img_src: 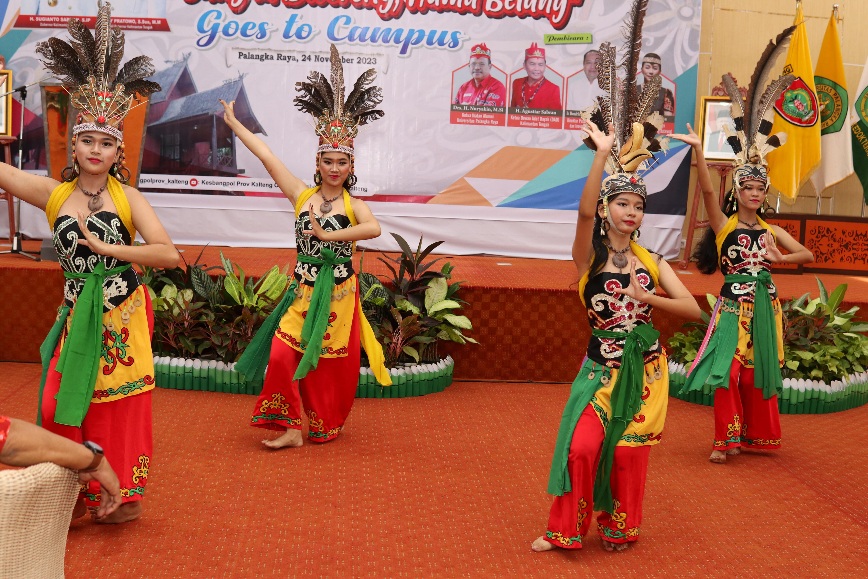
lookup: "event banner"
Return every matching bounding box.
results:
[1,0,701,259]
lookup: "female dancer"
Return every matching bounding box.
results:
[681,64,814,463]
[227,45,391,449]
[0,3,177,523]
[532,116,702,552]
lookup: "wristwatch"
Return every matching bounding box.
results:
[80,440,104,473]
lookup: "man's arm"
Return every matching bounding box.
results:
[0,416,122,519]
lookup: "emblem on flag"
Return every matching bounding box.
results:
[774,77,818,127]
[815,77,846,133]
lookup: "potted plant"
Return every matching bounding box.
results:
[667,278,868,414]
[143,249,288,394]
[145,236,477,399]
[356,234,477,397]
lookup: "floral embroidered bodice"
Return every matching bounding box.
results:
[718,227,777,301]
[53,211,140,312]
[294,211,354,287]
[584,269,661,367]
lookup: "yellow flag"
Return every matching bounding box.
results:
[768,3,822,200]
[811,9,853,193]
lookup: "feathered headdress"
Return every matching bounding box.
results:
[721,26,795,188]
[294,44,384,157]
[35,1,161,142]
[582,0,667,201]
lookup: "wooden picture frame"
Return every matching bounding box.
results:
[0,70,12,138]
[699,96,735,161]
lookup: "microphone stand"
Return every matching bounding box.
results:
[0,80,42,260]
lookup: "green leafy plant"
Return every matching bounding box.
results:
[145,251,287,364]
[363,234,477,366]
[146,236,474,370]
[667,278,868,380]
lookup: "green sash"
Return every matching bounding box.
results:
[47,263,131,427]
[683,272,780,399]
[235,248,351,383]
[680,302,740,394]
[293,250,352,379]
[547,323,659,514]
[725,271,780,399]
[37,306,70,426]
[590,324,659,508]
[234,277,297,385]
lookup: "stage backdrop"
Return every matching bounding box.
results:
[1,0,701,259]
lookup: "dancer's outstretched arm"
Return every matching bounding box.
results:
[220,99,307,206]
[0,159,59,211]
[573,121,614,279]
[671,124,727,233]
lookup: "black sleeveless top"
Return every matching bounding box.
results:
[293,211,355,287]
[53,211,140,312]
[718,227,777,302]
[583,269,661,367]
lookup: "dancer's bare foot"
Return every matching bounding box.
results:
[726,447,741,456]
[262,429,303,449]
[95,501,142,524]
[601,540,630,552]
[709,450,727,464]
[531,536,554,552]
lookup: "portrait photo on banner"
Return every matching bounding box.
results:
[699,96,735,161]
[0,69,11,138]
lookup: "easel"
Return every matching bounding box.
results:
[0,136,14,244]
[678,161,733,269]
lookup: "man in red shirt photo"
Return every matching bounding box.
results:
[453,43,507,107]
[511,43,562,111]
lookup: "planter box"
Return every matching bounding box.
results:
[355,358,455,399]
[152,356,455,398]
[668,360,868,414]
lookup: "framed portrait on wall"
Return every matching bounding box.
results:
[699,96,735,161]
[0,70,11,138]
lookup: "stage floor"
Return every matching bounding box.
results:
[3,240,868,381]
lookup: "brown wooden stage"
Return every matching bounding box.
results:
[3,240,868,382]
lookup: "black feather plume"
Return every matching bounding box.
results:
[67,19,97,74]
[620,0,649,141]
[36,38,89,86]
[745,25,795,135]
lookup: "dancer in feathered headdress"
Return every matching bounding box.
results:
[679,27,814,465]
[532,0,702,554]
[0,1,180,524]
[36,0,160,183]
[225,44,390,450]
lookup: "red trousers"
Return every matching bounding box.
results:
[712,361,781,451]
[40,294,154,506]
[251,305,360,443]
[545,404,651,549]
[41,363,153,506]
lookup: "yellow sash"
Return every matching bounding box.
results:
[45,176,135,239]
[578,241,660,305]
[715,213,774,257]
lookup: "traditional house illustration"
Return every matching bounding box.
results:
[143,56,265,179]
